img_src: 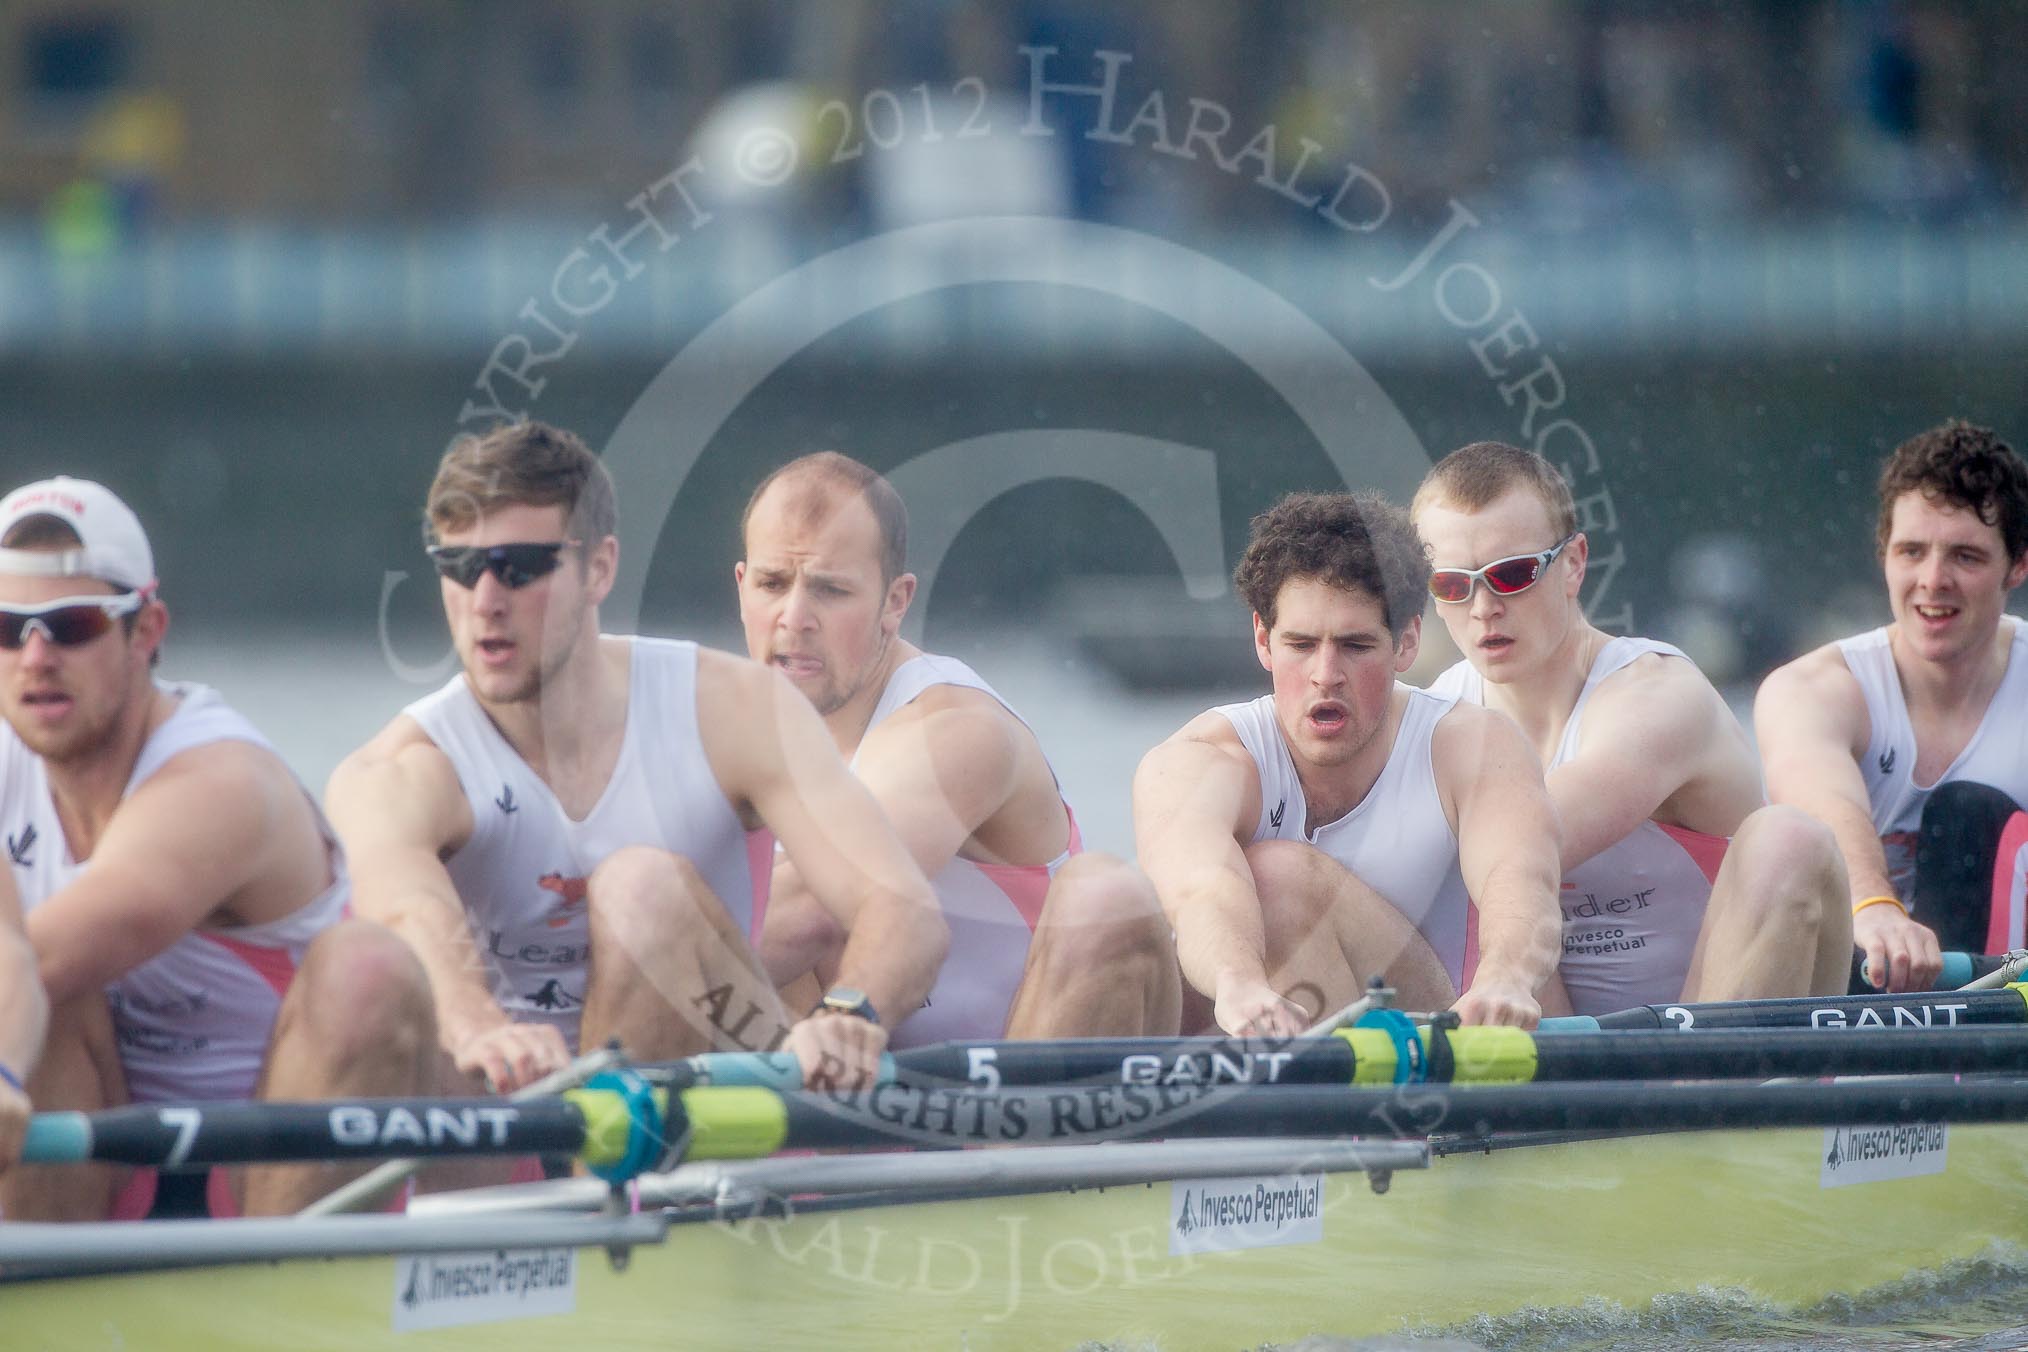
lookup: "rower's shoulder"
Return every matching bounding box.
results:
[863,682,1026,760]
[326,715,464,826]
[1756,639,1865,716]
[1585,648,1731,737]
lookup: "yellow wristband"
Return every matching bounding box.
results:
[1852,894,1908,919]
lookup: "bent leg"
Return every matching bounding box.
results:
[0,992,129,1220]
[579,846,791,1060]
[1005,853,1181,1038]
[1248,839,1458,1019]
[1681,805,1851,1002]
[241,920,439,1215]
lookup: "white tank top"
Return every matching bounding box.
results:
[1430,638,1727,1014]
[1839,620,2028,903]
[854,654,1077,1048]
[1,683,348,1103]
[404,638,773,1050]
[1214,686,1472,984]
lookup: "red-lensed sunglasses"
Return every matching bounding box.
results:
[1428,535,1576,604]
[0,592,147,649]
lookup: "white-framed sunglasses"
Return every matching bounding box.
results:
[1428,535,1576,604]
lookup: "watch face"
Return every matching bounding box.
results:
[821,988,878,1024]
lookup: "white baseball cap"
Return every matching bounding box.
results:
[0,476,157,593]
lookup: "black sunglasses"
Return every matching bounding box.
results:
[427,541,579,590]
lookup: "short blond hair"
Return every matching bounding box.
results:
[1413,441,1576,538]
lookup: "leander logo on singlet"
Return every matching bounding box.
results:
[536,872,588,926]
[5,823,33,866]
[1878,747,1897,775]
[494,785,519,815]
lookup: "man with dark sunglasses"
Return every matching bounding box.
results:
[1134,490,1563,1037]
[328,423,943,1095]
[1413,443,1851,1014]
[738,454,1181,1055]
[1757,421,2028,993]
[0,476,436,1217]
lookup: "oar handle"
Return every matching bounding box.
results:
[22,1111,91,1165]
[1857,951,1983,989]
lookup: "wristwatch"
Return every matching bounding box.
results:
[816,987,880,1025]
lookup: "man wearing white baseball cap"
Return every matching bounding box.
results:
[0,476,436,1218]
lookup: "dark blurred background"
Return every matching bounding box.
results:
[2,0,2023,687]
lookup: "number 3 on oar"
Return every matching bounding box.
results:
[160,1107,202,1168]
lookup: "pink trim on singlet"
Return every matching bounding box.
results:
[746,828,776,939]
[195,931,300,1001]
[1658,822,1729,885]
[966,806,1082,932]
[109,1166,241,1221]
[1989,812,2028,954]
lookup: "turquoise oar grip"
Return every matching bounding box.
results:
[1538,1016,1601,1034]
[1856,951,1977,989]
[700,1051,899,1090]
[22,1111,91,1165]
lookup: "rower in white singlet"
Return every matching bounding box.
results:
[402,637,773,1049]
[1136,490,1563,1038]
[1416,441,1851,1011]
[1760,421,2028,992]
[850,653,1081,1047]
[1213,686,1475,988]
[1837,621,2028,920]
[0,475,433,1219]
[1430,639,1725,1014]
[743,454,1179,1045]
[3,684,346,1103]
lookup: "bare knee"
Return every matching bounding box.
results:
[588,847,715,939]
[1729,805,1846,924]
[1037,853,1171,964]
[1245,839,1341,941]
[289,920,434,1064]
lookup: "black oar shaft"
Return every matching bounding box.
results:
[65,1098,587,1168]
[890,1038,1356,1087]
[763,1076,2028,1150]
[1530,1026,2028,1080]
[1584,987,2027,1031]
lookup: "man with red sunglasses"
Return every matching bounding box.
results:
[1413,443,1851,1015]
[0,476,436,1217]
[1134,491,1563,1036]
[1757,422,2028,993]
[328,423,942,1095]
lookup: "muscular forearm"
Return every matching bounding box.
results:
[0,933,47,1083]
[1469,865,1561,992]
[1166,873,1271,999]
[829,893,949,1028]
[371,897,509,1046]
[1799,794,1895,903]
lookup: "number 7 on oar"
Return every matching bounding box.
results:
[158,1107,202,1168]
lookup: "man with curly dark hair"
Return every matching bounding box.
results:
[1758,421,2028,992]
[1134,490,1563,1035]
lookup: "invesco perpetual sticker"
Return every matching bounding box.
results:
[391,1248,577,1332]
[1820,1123,1949,1189]
[1169,1173,1325,1256]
